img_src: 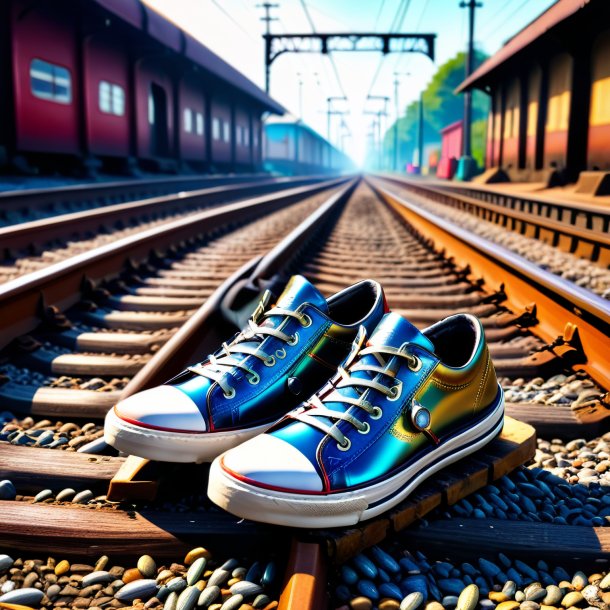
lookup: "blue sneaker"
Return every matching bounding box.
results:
[208,312,504,527]
[104,276,387,462]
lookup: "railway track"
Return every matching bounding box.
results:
[377,173,610,269]
[0,177,609,610]
[0,173,283,227]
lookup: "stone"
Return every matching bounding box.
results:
[138,556,157,580]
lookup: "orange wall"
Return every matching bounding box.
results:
[588,30,610,170]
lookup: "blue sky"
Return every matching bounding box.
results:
[144,0,557,164]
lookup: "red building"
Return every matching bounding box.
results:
[437,121,463,179]
[457,0,610,188]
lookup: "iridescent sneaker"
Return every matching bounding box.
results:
[104,275,387,463]
[208,312,504,527]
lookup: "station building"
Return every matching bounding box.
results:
[457,0,610,190]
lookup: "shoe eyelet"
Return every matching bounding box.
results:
[388,383,402,401]
[248,373,260,385]
[287,332,299,346]
[264,355,276,367]
[275,347,286,359]
[337,437,351,451]
[223,387,236,399]
[300,314,312,328]
[358,422,370,435]
[409,356,422,372]
[371,406,383,419]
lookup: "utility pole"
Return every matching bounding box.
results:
[326,96,346,143]
[257,2,279,93]
[366,95,389,169]
[418,92,424,173]
[457,0,482,179]
[297,72,304,120]
[393,72,410,172]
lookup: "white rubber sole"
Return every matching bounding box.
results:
[207,389,504,527]
[104,409,272,463]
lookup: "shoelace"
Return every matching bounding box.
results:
[187,303,311,398]
[291,341,422,450]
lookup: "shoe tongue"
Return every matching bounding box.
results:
[275,275,329,314]
[367,312,435,354]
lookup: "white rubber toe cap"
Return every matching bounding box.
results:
[221,434,323,492]
[114,385,206,433]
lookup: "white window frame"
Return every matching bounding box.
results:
[212,117,221,141]
[30,58,72,104]
[183,108,193,133]
[99,81,125,116]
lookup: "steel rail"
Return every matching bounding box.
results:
[0,173,285,217]
[376,174,610,264]
[0,177,348,348]
[0,175,332,254]
[369,177,610,390]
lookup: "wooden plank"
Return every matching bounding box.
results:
[0,501,287,559]
[405,518,610,561]
[313,417,535,563]
[0,445,124,493]
[107,456,159,502]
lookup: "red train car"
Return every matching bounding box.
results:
[0,0,283,175]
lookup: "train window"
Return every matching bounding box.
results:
[30,59,71,104]
[196,113,204,136]
[184,108,193,133]
[99,81,125,116]
[148,93,155,125]
[236,125,242,145]
[223,121,230,143]
[212,118,221,140]
[244,128,249,146]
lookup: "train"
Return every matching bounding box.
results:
[264,116,355,176]
[0,0,350,178]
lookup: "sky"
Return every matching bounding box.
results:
[143,0,557,165]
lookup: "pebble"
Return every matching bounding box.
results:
[166,577,187,593]
[184,548,211,565]
[186,557,206,586]
[0,587,45,605]
[198,585,221,607]
[219,593,244,609]
[0,480,16,500]
[55,488,76,502]
[115,579,158,602]
[229,580,263,597]
[176,585,200,610]
[138,555,157,579]
[401,592,425,610]
[123,567,144,583]
[252,594,271,608]
[207,568,231,588]
[561,592,584,607]
[0,555,13,572]
[54,560,70,576]
[33,489,54,503]
[81,570,113,587]
[456,585,478,610]
[350,597,373,610]
[72,489,94,504]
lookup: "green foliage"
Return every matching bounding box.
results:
[471,118,487,168]
[378,50,490,170]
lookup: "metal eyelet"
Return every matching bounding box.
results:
[371,406,383,419]
[223,387,236,399]
[275,347,286,359]
[358,422,370,435]
[287,332,299,346]
[337,437,351,451]
[248,373,260,385]
[300,314,312,328]
[408,356,422,372]
[264,355,276,367]
[388,383,402,401]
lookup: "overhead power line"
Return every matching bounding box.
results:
[211,0,258,41]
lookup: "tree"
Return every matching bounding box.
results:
[380,50,490,171]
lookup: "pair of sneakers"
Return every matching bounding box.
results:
[104,275,504,528]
